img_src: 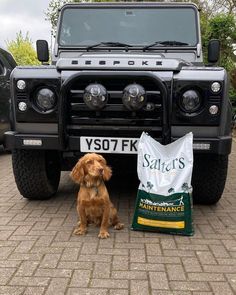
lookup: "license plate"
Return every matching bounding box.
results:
[80,136,139,154]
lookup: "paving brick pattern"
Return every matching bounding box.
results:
[0,141,235,294]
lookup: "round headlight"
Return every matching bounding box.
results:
[180,90,201,113]
[83,84,108,110]
[122,84,146,111]
[35,88,56,112]
[211,82,221,93]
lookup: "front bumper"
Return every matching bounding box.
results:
[4,131,232,155]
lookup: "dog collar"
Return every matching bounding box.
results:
[81,183,101,197]
[81,180,103,191]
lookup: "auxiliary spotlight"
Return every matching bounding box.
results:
[83,84,108,110]
[122,84,146,111]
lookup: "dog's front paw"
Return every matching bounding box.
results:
[114,223,124,230]
[73,227,87,235]
[98,231,110,239]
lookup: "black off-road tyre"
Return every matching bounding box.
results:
[12,149,61,200]
[192,154,228,205]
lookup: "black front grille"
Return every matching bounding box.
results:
[65,76,165,137]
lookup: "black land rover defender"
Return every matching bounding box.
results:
[4,2,232,204]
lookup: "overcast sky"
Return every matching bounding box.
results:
[0,0,52,50]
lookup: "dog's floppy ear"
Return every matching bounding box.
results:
[70,158,85,184]
[103,165,112,181]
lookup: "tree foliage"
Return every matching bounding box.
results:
[206,14,236,71]
[209,0,236,15]
[6,32,40,66]
[46,0,71,36]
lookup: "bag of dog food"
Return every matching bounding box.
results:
[132,132,194,236]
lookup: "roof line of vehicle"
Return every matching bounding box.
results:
[59,2,199,10]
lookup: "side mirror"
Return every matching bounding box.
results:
[36,40,49,63]
[208,39,220,64]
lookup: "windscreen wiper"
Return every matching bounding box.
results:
[86,42,132,50]
[143,40,190,51]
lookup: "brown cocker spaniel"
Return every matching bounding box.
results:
[71,153,124,238]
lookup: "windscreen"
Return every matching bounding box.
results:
[58,7,198,46]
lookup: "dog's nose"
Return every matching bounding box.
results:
[98,168,104,174]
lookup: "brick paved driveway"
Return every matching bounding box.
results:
[0,143,235,295]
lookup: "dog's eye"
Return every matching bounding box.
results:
[98,157,105,163]
[99,159,106,165]
[86,160,93,165]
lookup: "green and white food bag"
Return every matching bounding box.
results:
[132,132,194,236]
